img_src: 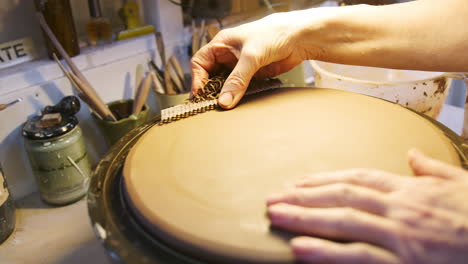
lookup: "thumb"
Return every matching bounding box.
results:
[218,53,259,109]
[408,148,466,180]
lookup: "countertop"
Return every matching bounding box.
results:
[0,104,464,264]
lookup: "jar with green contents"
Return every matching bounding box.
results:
[22,97,91,205]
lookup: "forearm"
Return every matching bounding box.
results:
[296,0,468,72]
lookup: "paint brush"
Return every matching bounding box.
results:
[133,73,152,115]
[0,98,23,111]
[37,12,117,121]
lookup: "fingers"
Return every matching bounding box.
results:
[291,237,400,264]
[294,169,407,193]
[191,42,240,94]
[218,51,259,109]
[267,184,388,216]
[267,203,397,249]
[408,148,467,180]
[191,45,217,95]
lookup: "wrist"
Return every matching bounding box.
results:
[294,4,378,62]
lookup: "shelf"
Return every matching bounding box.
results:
[0,34,160,97]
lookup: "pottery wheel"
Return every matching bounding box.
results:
[123,88,461,264]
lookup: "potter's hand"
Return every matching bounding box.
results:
[191,11,314,109]
[267,149,468,264]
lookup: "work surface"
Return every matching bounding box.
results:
[0,104,463,264]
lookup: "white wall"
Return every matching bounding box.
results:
[0,0,185,199]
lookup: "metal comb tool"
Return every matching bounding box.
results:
[160,78,283,125]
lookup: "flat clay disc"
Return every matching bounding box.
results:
[123,88,461,264]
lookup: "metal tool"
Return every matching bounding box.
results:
[0,98,23,111]
[160,78,283,124]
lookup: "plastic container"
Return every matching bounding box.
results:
[310,60,453,118]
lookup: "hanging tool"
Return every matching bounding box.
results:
[0,98,23,111]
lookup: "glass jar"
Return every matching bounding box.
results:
[23,115,91,205]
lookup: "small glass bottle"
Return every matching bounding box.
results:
[87,0,112,46]
[0,163,15,244]
[22,97,91,205]
[35,0,80,58]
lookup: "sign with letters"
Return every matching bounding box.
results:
[0,38,37,70]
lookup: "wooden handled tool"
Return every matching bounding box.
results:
[0,98,22,111]
[169,56,186,90]
[133,73,152,115]
[53,53,104,120]
[207,24,221,41]
[150,71,166,94]
[37,12,117,121]
[135,64,144,98]
[155,32,166,66]
[69,72,115,121]
[192,31,200,55]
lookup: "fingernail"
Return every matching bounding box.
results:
[218,92,233,108]
[267,204,289,220]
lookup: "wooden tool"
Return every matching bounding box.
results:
[155,32,166,66]
[133,73,152,115]
[168,56,186,91]
[135,64,144,97]
[37,12,117,121]
[207,24,220,41]
[69,72,115,121]
[166,63,184,94]
[150,71,166,94]
[192,31,200,55]
[53,53,103,120]
[0,98,22,111]
[163,62,176,95]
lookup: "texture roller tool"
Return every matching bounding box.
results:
[160,76,283,124]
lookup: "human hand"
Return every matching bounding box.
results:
[267,149,468,264]
[190,10,317,109]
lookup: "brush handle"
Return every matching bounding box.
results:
[133,74,152,115]
[164,62,177,95]
[155,32,166,65]
[37,12,117,121]
[169,56,186,90]
[69,73,116,121]
[167,63,184,94]
[150,71,166,94]
[192,31,200,55]
[134,64,144,98]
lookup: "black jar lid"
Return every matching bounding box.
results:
[22,114,78,140]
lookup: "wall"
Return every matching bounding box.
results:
[0,0,185,199]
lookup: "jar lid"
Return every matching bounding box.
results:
[22,114,78,140]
